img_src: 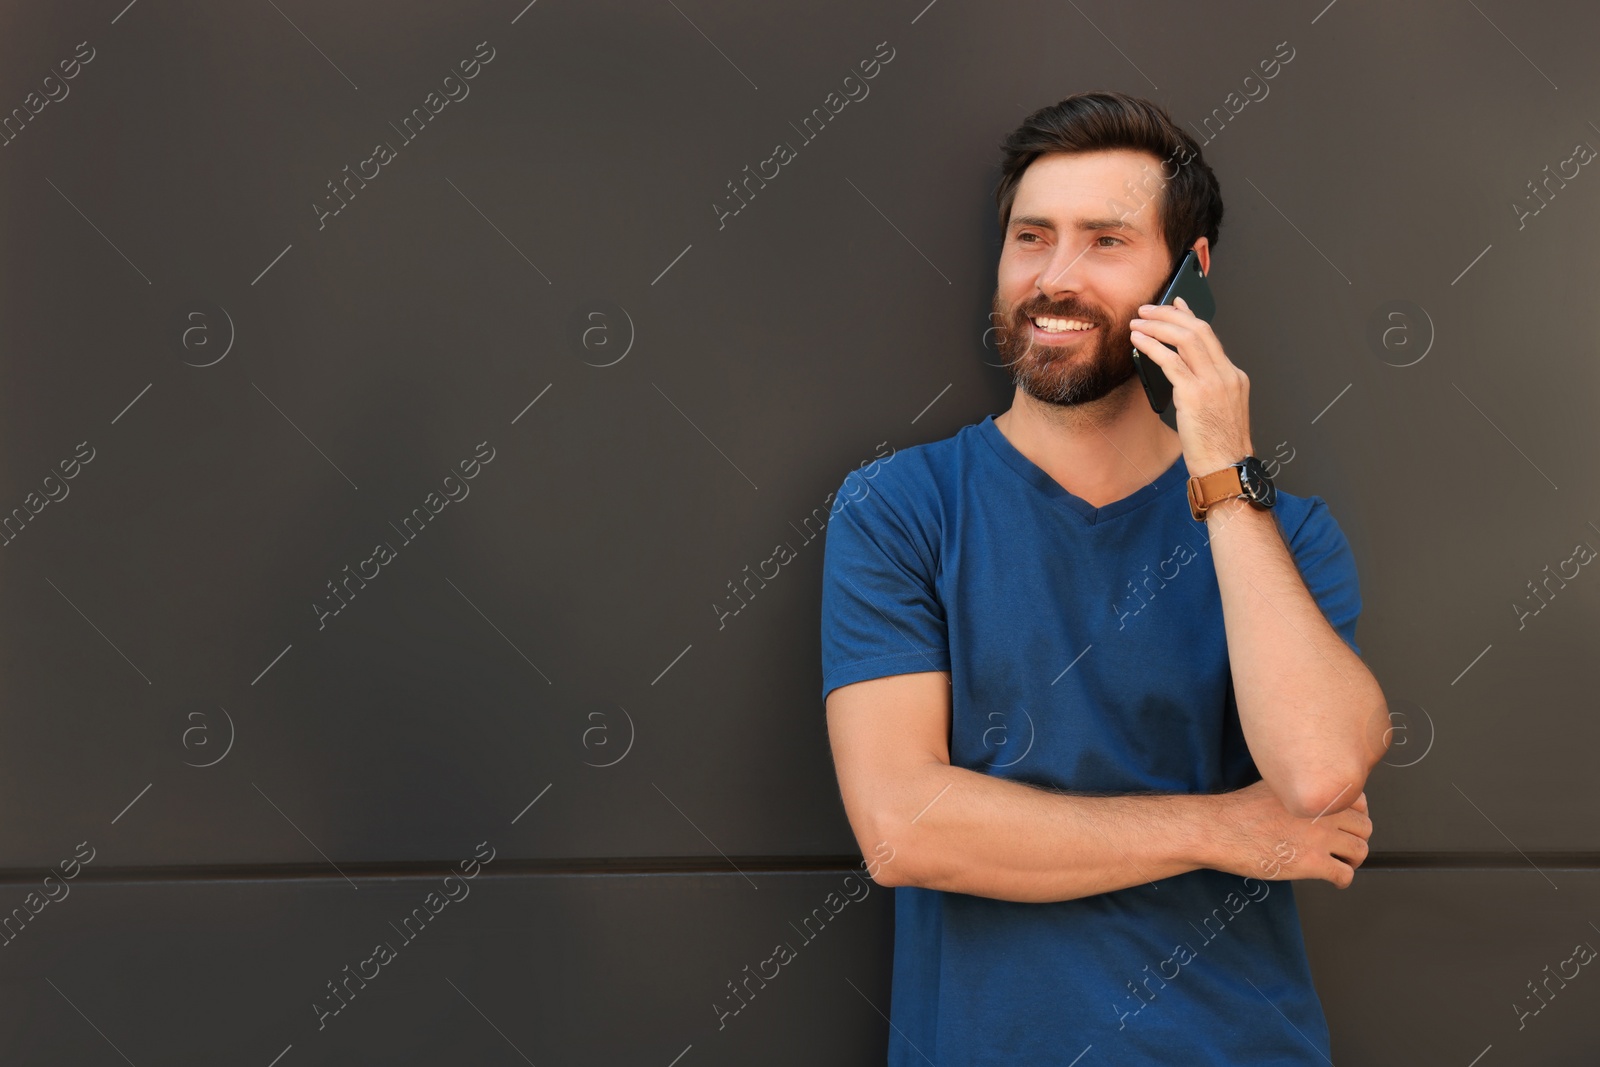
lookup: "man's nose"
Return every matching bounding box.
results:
[1034,239,1093,299]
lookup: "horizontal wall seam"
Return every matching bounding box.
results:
[1,852,1597,886]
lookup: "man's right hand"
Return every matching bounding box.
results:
[1206,779,1373,889]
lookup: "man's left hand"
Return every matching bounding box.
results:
[1129,295,1254,475]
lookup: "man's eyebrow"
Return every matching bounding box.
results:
[1010,214,1146,237]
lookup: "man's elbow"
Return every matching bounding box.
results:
[1285,770,1369,820]
[859,805,924,889]
[869,850,910,888]
[1287,695,1390,818]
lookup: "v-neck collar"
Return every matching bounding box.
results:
[976,413,1188,525]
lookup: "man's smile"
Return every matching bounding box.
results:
[1028,315,1100,344]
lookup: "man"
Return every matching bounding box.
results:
[820,91,1391,1065]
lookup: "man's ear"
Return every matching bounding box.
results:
[1192,237,1211,277]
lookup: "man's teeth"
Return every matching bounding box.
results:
[1032,316,1094,333]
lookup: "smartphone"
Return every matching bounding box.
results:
[1132,248,1216,414]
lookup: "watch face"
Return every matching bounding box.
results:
[1239,456,1277,507]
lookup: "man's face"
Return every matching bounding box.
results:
[993,149,1178,409]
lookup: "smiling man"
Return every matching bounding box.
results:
[821,91,1393,1065]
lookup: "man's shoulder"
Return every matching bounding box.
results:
[829,421,975,516]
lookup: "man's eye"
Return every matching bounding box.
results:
[1097,236,1123,247]
[1017,233,1040,243]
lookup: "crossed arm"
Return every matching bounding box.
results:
[826,670,1379,904]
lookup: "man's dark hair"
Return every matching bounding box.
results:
[994,91,1224,267]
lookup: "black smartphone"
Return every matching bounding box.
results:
[1132,248,1215,414]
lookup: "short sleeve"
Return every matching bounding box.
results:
[820,469,951,704]
[1285,496,1363,657]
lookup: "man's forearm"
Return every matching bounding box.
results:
[1204,495,1388,817]
[873,760,1218,903]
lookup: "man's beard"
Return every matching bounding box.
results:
[991,288,1140,408]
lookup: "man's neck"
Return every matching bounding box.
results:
[993,382,1185,508]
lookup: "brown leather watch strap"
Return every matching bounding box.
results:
[1187,465,1244,521]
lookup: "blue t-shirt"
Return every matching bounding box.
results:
[820,413,1362,1066]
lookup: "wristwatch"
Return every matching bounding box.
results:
[1187,455,1276,521]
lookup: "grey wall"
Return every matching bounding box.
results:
[0,0,1595,1062]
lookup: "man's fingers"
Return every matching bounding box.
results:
[1336,807,1373,839]
[1326,857,1357,889]
[1331,830,1370,869]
